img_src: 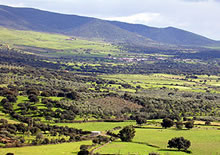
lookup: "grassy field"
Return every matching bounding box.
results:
[0,141,92,155]
[95,141,161,155]
[96,126,220,155]
[101,73,220,93]
[0,27,120,56]
[54,121,136,131]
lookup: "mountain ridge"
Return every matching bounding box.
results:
[0,4,219,47]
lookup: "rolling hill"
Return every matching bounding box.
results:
[0,4,219,47]
[110,21,219,46]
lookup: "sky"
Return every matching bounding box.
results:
[0,0,220,40]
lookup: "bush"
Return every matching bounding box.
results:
[6,95,17,103]
[176,121,183,129]
[136,116,147,125]
[40,91,51,97]
[42,138,50,144]
[27,88,40,96]
[80,145,90,151]
[118,126,135,142]
[149,153,160,155]
[19,138,25,143]
[185,121,194,129]
[28,95,39,103]
[1,98,8,104]
[66,91,78,100]
[92,136,110,144]
[0,119,8,124]
[78,145,89,155]
[205,121,211,125]
[168,137,191,151]
[161,118,174,128]
[77,150,89,155]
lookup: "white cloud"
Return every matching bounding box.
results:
[0,0,219,39]
[0,1,25,7]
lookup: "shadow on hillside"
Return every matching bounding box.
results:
[159,148,192,154]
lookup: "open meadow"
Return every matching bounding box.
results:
[95,125,220,155]
[1,121,219,155]
[0,141,92,155]
[0,27,121,57]
[54,121,136,131]
[100,73,220,93]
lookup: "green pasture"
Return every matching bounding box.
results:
[0,95,66,123]
[101,73,220,93]
[0,27,120,55]
[95,141,161,154]
[0,141,92,155]
[0,96,19,123]
[54,121,136,131]
[96,127,220,155]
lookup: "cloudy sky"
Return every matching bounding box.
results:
[0,0,220,40]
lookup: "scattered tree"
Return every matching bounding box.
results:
[149,153,160,155]
[66,91,78,100]
[185,121,194,129]
[6,95,17,103]
[118,125,135,142]
[176,121,183,130]
[205,121,211,125]
[136,116,147,125]
[161,118,174,128]
[28,94,39,103]
[168,137,191,151]
[78,145,89,155]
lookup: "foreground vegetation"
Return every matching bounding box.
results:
[1,120,219,155]
[95,125,220,154]
[0,27,220,154]
[1,141,92,155]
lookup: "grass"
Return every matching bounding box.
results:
[95,141,161,154]
[13,96,29,110]
[54,121,136,131]
[0,27,120,56]
[96,126,220,155]
[101,73,220,93]
[0,141,92,155]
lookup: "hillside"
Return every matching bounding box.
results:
[110,21,220,46]
[0,3,220,155]
[0,5,155,47]
[0,5,219,47]
[0,27,122,58]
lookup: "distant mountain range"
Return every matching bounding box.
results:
[0,5,219,47]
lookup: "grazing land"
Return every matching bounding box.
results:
[0,141,92,155]
[95,125,220,155]
[54,121,136,131]
[0,27,121,57]
[101,73,220,93]
[0,14,220,155]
